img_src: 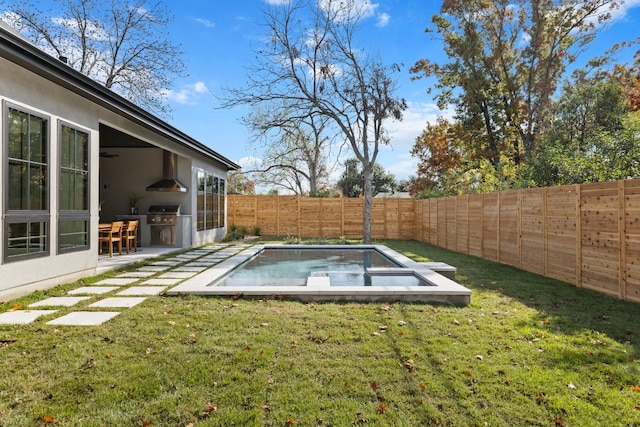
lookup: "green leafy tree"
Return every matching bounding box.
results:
[523,78,639,186]
[337,158,396,197]
[226,171,255,195]
[411,0,622,170]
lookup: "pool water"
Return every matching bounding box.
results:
[214,248,427,287]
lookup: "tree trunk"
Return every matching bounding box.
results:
[362,163,373,244]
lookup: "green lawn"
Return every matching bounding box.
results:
[1,239,639,426]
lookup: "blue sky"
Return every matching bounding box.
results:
[5,0,640,187]
[160,0,640,186]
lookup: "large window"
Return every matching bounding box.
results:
[58,123,89,253]
[197,170,225,231]
[5,106,49,261]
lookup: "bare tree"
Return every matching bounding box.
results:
[2,0,185,116]
[221,0,406,243]
[243,107,335,195]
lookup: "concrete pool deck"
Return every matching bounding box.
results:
[167,244,472,305]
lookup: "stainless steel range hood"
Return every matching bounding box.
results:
[145,150,188,192]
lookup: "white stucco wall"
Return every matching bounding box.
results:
[0,57,101,300]
[0,56,230,301]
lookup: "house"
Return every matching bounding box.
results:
[0,23,239,301]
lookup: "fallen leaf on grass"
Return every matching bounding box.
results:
[371,332,380,337]
[377,402,388,414]
[42,415,56,425]
[567,382,576,390]
[145,347,151,355]
[555,417,565,426]
[260,322,269,327]
[143,420,152,426]
[203,402,218,416]
[420,383,426,390]
[370,381,378,391]
[8,303,23,312]
[453,319,460,325]
[398,320,406,326]
[631,385,640,392]
[287,417,296,424]
[403,360,414,372]
[475,355,483,361]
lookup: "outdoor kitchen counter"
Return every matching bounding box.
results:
[126,215,191,248]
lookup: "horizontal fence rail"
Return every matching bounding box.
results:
[227,179,640,304]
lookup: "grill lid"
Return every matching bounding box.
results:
[147,205,180,214]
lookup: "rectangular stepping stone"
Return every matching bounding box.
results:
[183,262,212,267]
[175,253,201,259]
[136,265,169,272]
[151,261,181,266]
[0,310,57,324]
[88,297,146,308]
[159,271,197,279]
[30,297,90,307]
[117,271,155,278]
[68,287,119,295]
[142,278,182,286]
[94,278,139,286]
[47,311,120,326]
[116,286,167,296]
[172,266,207,272]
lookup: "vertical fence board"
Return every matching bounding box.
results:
[580,182,621,297]
[468,194,484,258]
[499,191,519,267]
[545,186,579,284]
[520,188,545,276]
[483,193,499,261]
[456,195,469,254]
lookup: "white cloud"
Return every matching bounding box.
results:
[163,81,209,105]
[318,0,379,23]
[384,101,453,151]
[263,0,290,5]
[377,101,454,179]
[51,17,109,41]
[376,12,390,28]
[192,17,215,28]
[607,0,640,22]
[238,156,264,169]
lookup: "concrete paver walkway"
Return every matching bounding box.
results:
[0,243,246,326]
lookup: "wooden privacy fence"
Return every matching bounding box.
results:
[227,178,640,304]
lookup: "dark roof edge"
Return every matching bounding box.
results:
[0,25,240,171]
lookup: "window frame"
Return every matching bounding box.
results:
[196,169,225,231]
[3,102,51,262]
[57,121,91,254]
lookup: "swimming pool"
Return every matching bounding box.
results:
[167,244,471,305]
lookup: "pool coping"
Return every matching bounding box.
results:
[166,244,472,305]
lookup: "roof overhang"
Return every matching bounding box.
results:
[0,24,240,171]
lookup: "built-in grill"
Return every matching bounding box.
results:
[147,205,180,245]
